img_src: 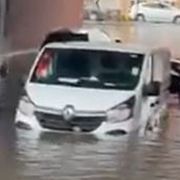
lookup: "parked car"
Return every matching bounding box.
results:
[129,2,180,23]
[84,9,106,21]
[15,42,171,135]
[84,0,121,21]
[84,9,120,21]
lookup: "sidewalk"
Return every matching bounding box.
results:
[83,20,133,26]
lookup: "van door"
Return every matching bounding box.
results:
[141,51,170,133]
[141,53,162,130]
[152,51,170,108]
[139,55,153,133]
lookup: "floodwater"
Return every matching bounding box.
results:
[1,106,180,180]
[84,21,180,57]
[1,22,180,180]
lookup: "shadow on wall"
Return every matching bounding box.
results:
[5,0,83,51]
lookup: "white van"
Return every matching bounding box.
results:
[15,42,171,135]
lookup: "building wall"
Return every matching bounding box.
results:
[5,0,83,50]
[175,0,180,7]
[119,1,131,16]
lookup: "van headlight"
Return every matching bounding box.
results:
[18,96,35,117]
[107,96,135,123]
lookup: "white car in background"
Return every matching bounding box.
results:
[130,2,180,23]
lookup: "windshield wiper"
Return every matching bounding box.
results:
[57,77,79,87]
[57,77,130,89]
[58,77,78,83]
[78,76,99,82]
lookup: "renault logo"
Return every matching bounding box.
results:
[62,105,75,121]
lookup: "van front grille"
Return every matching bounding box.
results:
[35,112,105,132]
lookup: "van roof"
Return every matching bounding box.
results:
[44,41,169,55]
[40,28,111,49]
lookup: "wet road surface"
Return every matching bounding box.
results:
[1,22,180,180]
[84,21,180,57]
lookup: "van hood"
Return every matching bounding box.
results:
[26,84,134,112]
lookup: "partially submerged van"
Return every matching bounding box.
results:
[15,42,171,135]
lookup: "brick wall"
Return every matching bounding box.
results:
[5,0,83,50]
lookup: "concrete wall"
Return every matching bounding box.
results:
[119,1,131,16]
[5,0,83,50]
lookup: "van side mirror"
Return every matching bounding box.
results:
[143,81,161,96]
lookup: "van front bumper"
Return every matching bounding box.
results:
[15,110,43,131]
[15,109,134,135]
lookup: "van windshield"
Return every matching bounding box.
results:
[30,48,144,90]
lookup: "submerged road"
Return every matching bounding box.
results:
[84,21,180,57]
[0,22,180,180]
